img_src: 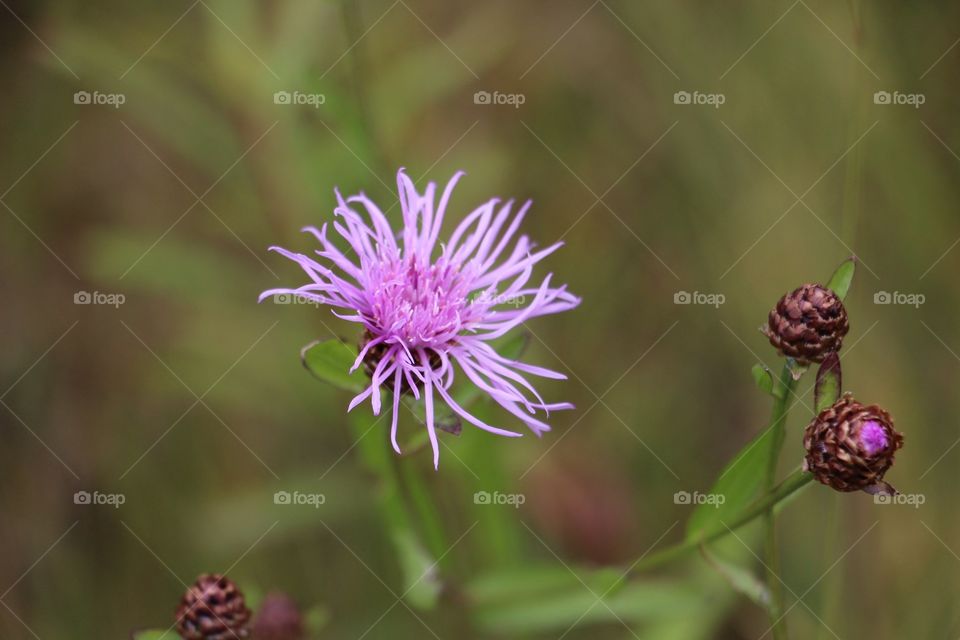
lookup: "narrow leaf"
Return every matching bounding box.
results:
[300,339,366,393]
[132,633,169,640]
[826,257,856,301]
[814,352,842,413]
[699,547,770,609]
[685,425,775,541]
[470,569,704,634]
[751,364,776,397]
[392,529,442,610]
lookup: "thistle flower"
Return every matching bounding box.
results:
[261,169,580,467]
[764,283,849,365]
[803,393,904,492]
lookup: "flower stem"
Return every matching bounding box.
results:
[764,361,800,640]
[620,469,813,580]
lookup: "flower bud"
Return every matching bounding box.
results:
[803,394,903,492]
[764,283,849,365]
[252,593,304,640]
[175,574,251,639]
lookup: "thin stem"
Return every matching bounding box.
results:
[620,469,813,580]
[764,361,800,640]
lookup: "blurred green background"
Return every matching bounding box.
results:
[1,1,958,638]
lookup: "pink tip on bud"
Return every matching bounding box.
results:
[860,420,889,456]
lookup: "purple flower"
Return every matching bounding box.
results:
[261,169,580,467]
[859,420,889,456]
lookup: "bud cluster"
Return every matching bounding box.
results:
[764,278,904,495]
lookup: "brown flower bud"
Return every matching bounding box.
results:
[252,593,305,640]
[175,574,251,640]
[764,283,849,365]
[803,394,904,492]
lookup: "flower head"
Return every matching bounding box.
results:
[764,283,849,365]
[175,574,251,640]
[261,169,580,467]
[802,393,904,492]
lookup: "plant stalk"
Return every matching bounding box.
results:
[763,361,800,640]
[619,468,813,581]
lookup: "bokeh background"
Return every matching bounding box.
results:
[1,1,958,638]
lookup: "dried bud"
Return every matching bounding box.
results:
[803,394,904,492]
[764,283,849,365]
[252,593,305,640]
[175,574,251,640]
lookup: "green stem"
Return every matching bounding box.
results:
[395,452,449,558]
[619,469,813,580]
[764,361,800,640]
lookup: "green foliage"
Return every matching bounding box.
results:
[815,352,843,413]
[751,363,778,398]
[348,412,444,611]
[826,257,856,301]
[300,339,366,393]
[469,565,705,635]
[392,529,443,609]
[699,547,770,609]
[685,423,776,541]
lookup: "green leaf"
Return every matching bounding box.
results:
[826,257,856,301]
[751,364,777,398]
[469,568,705,634]
[300,339,365,393]
[392,529,442,610]
[469,565,619,605]
[699,547,770,609]
[132,632,171,640]
[685,425,774,541]
[814,352,842,413]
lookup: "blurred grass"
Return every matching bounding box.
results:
[1,0,959,638]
